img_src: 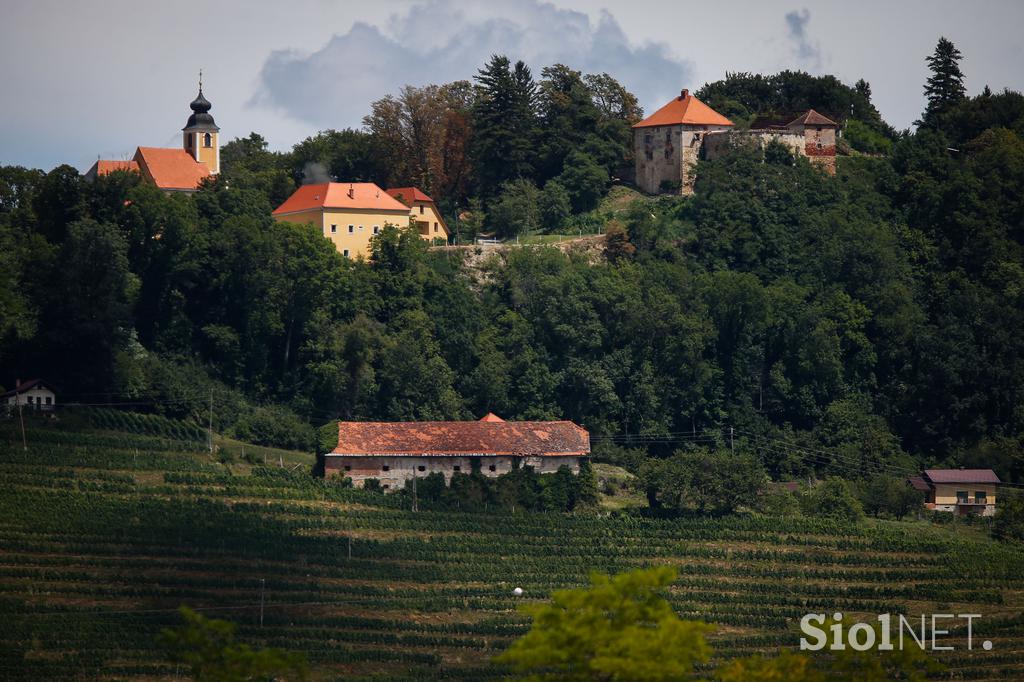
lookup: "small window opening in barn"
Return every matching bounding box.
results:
[344,465,351,472]
[488,465,496,472]
[382,484,390,489]
[453,465,461,472]
[382,465,390,472]
[418,465,426,472]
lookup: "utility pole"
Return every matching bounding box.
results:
[208,388,214,454]
[259,578,265,628]
[412,468,418,512]
[18,399,27,451]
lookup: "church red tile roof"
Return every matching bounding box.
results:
[91,160,140,176]
[633,89,734,128]
[133,147,210,191]
[331,419,590,457]
[273,182,410,215]
[385,187,433,205]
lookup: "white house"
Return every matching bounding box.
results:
[2,379,57,413]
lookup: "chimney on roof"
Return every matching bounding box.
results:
[680,89,689,100]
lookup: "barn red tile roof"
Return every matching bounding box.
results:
[331,419,590,457]
[787,109,838,127]
[92,160,140,176]
[273,182,410,216]
[633,89,734,128]
[923,469,1001,484]
[386,187,434,205]
[133,147,210,191]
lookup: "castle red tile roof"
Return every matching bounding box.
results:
[385,187,434,205]
[788,109,838,127]
[331,419,590,457]
[923,469,1001,484]
[133,147,210,191]
[273,182,410,216]
[633,89,734,128]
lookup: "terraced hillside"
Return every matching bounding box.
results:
[2,422,1024,680]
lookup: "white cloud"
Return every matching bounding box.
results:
[785,8,822,70]
[251,0,693,129]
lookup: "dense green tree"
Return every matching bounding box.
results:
[159,606,308,681]
[496,567,713,682]
[920,37,966,129]
[641,450,766,515]
[489,179,541,237]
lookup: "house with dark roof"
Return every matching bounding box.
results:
[2,379,56,413]
[326,413,590,489]
[909,469,1001,516]
[86,77,219,192]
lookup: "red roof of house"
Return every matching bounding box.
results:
[133,147,210,191]
[633,89,734,129]
[273,183,410,216]
[1,379,54,399]
[331,420,590,457]
[92,160,140,176]
[479,413,505,422]
[788,109,838,127]
[386,187,433,205]
[924,469,1001,484]
[907,475,931,492]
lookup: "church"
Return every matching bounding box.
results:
[86,78,219,192]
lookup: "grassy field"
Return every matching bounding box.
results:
[2,418,1024,680]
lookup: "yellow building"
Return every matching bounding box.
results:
[272,182,414,259]
[385,187,450,243]
[86,79,218,192]
[912,469,1000,517]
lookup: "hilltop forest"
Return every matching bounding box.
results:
[2,40,1024,483]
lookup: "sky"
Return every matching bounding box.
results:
[2,0,1022,172]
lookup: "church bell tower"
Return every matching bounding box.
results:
[182,71,220,174]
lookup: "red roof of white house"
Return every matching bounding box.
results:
[331,419,589,457]
[633,89,734,128]
[273,183,410,215]
[386,187,434,205]
[1,379,54,399]
[923,469,1001,484]
[134,147,210,191]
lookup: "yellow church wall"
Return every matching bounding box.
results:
[197,132,219,174]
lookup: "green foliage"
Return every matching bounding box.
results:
[800,477,865,523]
[859,474,923,520]
[489,179,541,237]
[159,606,308,681]
[231,405,314,451]
[641,450,767,515]
[556,151,609,213]
[496,567,713,681]
[921,37,967,129]
[843,119,893,155]
[994,493,1024,543]
[538,180,571,232]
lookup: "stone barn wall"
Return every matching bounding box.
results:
[326,455,582,489]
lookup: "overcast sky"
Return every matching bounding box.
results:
[3,0,1022,172]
